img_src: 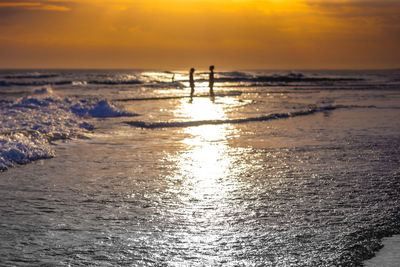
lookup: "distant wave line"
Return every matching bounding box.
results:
[192,76,363,83]
[125,105,380,129]
[125,105,345,129]
[2,74,59,79]
[0,80,142,87]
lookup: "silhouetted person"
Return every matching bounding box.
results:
[209,65,215,98]
[171,73,175,83]
[189,68,195,100]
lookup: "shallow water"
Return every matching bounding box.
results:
[1,106,400,265]
[364,235,400,267]
[1,70,400,265]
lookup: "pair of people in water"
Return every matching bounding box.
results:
[189,65,215,99]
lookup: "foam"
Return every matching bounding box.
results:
[71,99,137,118]
[0,89,137,171]
[34,87,54,95]
[72,81,88,86]
[0,132,54,171]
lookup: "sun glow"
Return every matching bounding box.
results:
[1,0,399,68]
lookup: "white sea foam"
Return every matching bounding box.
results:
[0,132,54,171]
[0,88,137,171]
[71,99,137,118]
[33,86,54,95]
[72,81,87,86]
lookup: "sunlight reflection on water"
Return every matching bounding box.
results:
[172,97,243,198]
[175,97,227,121]
[164,98,249,264]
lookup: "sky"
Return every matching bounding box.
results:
[0,0,399,69]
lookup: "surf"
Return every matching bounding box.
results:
[125,105,342,129]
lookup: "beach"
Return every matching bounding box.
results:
[1,69,400,265]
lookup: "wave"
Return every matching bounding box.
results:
[125,105,340,129]
[0,90,138,171]
[0,131,55,171]
[115,90,242,102]
[88,79,142,85]
[218,71,253,78]
[2,73,59,79]
[181,71,361,83]
[0,90,30,96]
[72,81,88,86]
[0,99,12,105]
[143,81,185,89]
[208,75,363,83]
[0,79,143,87]
[0,80,72,87]
[0,70,365,88]
[71,99,138,118]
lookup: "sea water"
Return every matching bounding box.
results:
[0,69,400,266]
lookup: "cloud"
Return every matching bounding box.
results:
[28,4,70,11]
[304,0,400,7]
[0,2,41,7]
[0,0,399,69]
[303,0,400,16]
[301,0,400,34]
[0,1,70,11]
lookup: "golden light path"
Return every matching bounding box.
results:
[172,97,238,201]
[164,97,247,262]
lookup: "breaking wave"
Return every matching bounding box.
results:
[0,88,137,171]
[71,100,137,118]
[125,105,378,129]
[125,105,342,129]
[0,131,55,171]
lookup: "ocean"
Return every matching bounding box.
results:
[0,69,400,266]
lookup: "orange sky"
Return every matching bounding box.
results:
[0,0,399,69]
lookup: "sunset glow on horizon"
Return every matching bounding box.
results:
[0,0,399,69]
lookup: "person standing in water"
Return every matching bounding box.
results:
[189,68,195,99]
[209,65,215,98]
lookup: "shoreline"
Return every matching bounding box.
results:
[364,235,400,266]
